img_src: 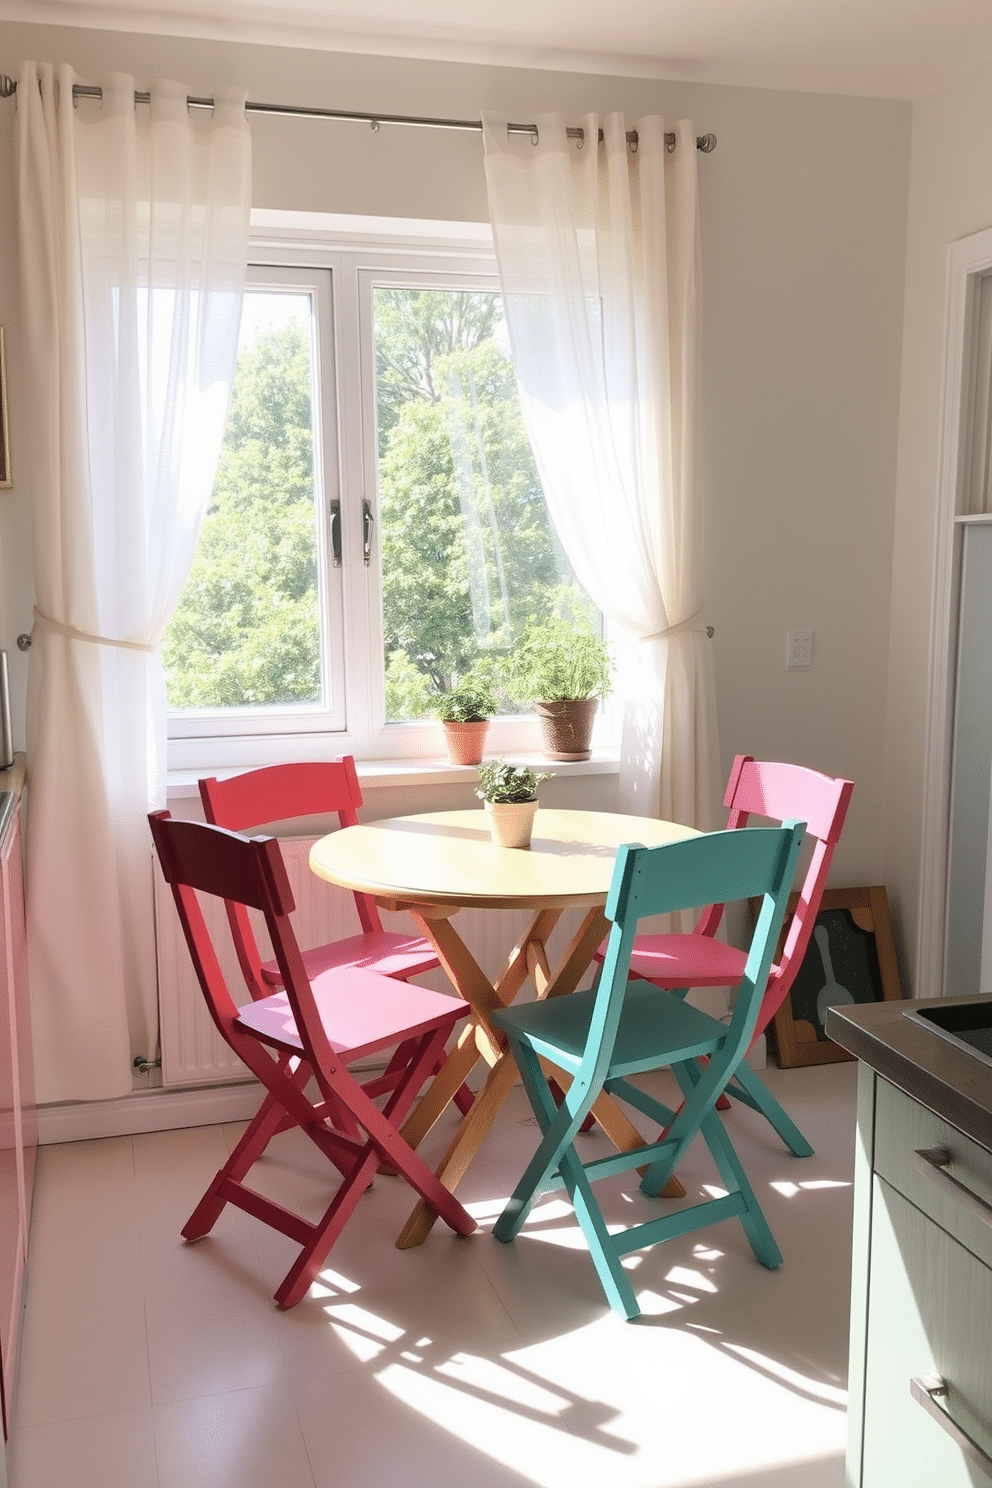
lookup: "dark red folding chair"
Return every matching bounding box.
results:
[149,810,476,1309]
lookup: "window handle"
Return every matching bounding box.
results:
[329,501,342,568]
[363,500,375,566]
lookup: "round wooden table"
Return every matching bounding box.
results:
[310,807,698,1245]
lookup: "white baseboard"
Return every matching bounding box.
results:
[36,1080,263,1145]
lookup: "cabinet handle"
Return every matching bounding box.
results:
[911,1374,992,1475]
[912,1146,992,1230]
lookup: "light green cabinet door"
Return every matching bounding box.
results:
[862,1176,992,1486]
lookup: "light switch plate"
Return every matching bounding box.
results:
[787,630,813,669]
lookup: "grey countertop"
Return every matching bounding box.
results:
[828,996,992,1152]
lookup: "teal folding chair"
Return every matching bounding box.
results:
[491,822,805,1321]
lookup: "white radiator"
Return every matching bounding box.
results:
[155,837,589,1089]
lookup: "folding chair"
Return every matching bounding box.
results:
[598,755,853,1158]
[149,810,476,1309]
[199,759,442,991]
[492,822,804,1320]
[200,759,473,1119]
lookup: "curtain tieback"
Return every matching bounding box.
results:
[32,606,158,654]
[643,608,706,643]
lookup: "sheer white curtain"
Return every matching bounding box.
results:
[16,64,250,1101]
[482,113,719,828]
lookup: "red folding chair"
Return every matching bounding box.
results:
[199,759,473,1119]
[600,755,854,1156]
[199,758,441,991]
[149,810,476,1309]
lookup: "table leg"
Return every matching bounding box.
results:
[395,909,513,1159]
[539,906,607,1001]
[396,1054,519,1249]
[395,909,562,1248]
[399,1020,480,1152]
[396,902,683,1249]
[494,907,564,1006]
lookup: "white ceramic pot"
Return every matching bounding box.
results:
[484,798,538,849]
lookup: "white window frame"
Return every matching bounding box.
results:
[167,263,345,751]
[167,210,616,773]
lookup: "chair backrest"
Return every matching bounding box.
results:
[699,754,854,1032]
[595,822,805,1079]
[199,758,381,997]
[148,810,312,1079]
[199,758,364,835]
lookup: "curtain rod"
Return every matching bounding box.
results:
[0,74,716,153]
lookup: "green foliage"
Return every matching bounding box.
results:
[509,615,614,702]
[378,333,566,708]
[163,318,320,708]
[436,671,498,722]
[384,650,438,722]
[476,757,553,804]
[374,289,502,452]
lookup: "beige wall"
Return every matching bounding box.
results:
[884,60,992,993]
[0,24,911,919]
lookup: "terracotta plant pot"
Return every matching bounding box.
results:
[484,798,538,848]
[533,697,599,761]
[442,719,490,766]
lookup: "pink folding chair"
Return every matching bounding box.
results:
[605,755,854,1157]
[149,809,476,1309]
[199,758,473,1118]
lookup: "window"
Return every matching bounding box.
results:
[165,220,601,769]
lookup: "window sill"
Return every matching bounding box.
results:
[166,749,620,803]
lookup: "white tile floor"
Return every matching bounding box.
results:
[8,1061,857,1488]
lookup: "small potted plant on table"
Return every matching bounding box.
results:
[476,757,553,848]
[510,617,614,761]
[436,673,498,766]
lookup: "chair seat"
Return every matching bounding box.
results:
[494,980,727,1074]
[238,965,467,1064]
[260,930,439,986]
[625,933,778,989]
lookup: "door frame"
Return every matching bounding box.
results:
[918,225,992,999]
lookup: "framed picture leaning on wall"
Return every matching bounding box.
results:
[768,885,903,1067]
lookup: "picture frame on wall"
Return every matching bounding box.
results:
[0,327,10,489]
[767,885,903,1068]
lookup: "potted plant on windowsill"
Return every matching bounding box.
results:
[436,674,499,766]
[476,757,553,848]
[510,617,614,761]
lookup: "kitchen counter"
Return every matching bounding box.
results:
[828,994,992,1486]
[827,994,992,1150]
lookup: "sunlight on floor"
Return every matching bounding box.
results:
[9,1062,857,1488]
[770,1178,852,1198]
[723,1344,848,1405]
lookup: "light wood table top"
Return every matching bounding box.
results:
[310,807,699,1246]
[309,807,695,913]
